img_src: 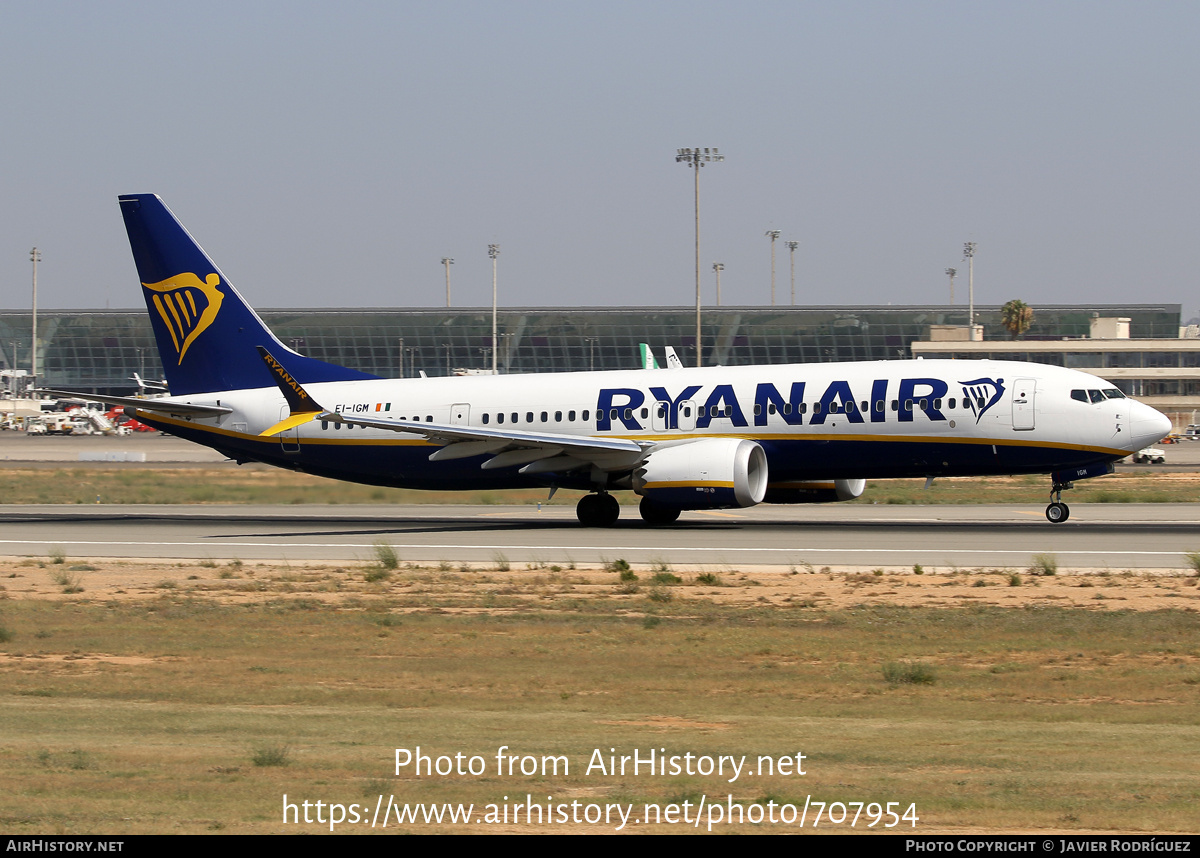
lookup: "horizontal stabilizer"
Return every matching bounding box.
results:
[35,389,232,417]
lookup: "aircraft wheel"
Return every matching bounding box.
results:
[1045,501,1070,523]
[577,493,620,527]
[639,496,681,526]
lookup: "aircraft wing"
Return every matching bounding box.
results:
[35,389,233,418]
[319,410,648,473]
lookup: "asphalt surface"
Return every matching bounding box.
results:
[2,502,1198,570]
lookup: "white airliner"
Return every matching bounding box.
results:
[50,195,1172,526]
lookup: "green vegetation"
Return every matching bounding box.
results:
[883,660,937,685]
[1030,554,1059,576]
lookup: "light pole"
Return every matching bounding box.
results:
[584,336,597,372]
[712,263,724,307]
[786,240,798,305]
[488,244,499,374]
[945,267,957,305]
[765,230,780,305]
[441,257,454,307]
[962,242,977,339]
[676,148,723,367]
[30,247,40,381]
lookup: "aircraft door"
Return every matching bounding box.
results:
[678,400,697,432]
[1012,378,1035,431]
[651,401,670,432]
[278,405,301,453]
[450,403,470,425]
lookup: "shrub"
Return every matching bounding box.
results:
[883,661,936,685]
[373,542,399,571]
[1029,554,1058,576]
[251,744,291,767]
[1185,552,1200,575]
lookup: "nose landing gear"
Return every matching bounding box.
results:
[1046,481,1072,523]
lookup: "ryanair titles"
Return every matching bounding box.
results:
[593,376,1005,432]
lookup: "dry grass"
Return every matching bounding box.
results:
[1,466,1199,506]
[0,560,1197,833]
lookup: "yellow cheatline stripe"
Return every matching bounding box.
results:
[136,411,436,445]
[613,431,1127,457]
[643,480,735,489]
[138,411,1130,458]
[260,411,323,437]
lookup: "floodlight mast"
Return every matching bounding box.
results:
[676,147,723,367]
[712,262,724,306]
[441,257,454,307]
[488,244,499,373]
[962,242,977,340]
[785,240,799,305]
[765,230,781,305]
[30,247,40,381]
[945,267,957,305]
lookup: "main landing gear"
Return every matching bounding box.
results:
[576,492,620,527]
[1046,481,1073,523]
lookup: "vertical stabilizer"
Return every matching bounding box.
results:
[118,194,378,395]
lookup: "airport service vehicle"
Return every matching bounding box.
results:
[1131,447,1166,464]
[44,195,1172,526]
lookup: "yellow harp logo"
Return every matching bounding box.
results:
[142,273,224,365]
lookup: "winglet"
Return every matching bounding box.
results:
[256,346,325,437]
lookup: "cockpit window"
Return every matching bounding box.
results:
[1102,388,1126,399]
[1071,390,1088,403]
[1088,390,1105,404]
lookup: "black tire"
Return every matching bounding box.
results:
[639,496,681,526]
[577,493,620,527]
[1045,501,1069,523]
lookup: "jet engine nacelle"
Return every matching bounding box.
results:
[633,438,768,510]
[763,478,866,504]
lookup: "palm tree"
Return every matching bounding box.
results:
[1001,299,1034,340]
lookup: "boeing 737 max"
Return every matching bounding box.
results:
[49,195,1172,526]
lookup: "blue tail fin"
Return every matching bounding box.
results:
[118,194,378,396]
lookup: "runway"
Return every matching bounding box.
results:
[2,502,1199,570]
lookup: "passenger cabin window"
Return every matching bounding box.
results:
[568,410,576,421]
[482,414,490,424]
[526,412,534,423]
[497,413,504,424]
[582,410,590,421]
[555,411,562,422]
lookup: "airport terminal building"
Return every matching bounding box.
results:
[2,301,1197,421]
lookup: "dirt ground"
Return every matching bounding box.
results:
[3,556,1197,614]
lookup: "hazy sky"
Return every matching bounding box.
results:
[2,1,1198,318]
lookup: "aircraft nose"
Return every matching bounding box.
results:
[1129,401,1172,450]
